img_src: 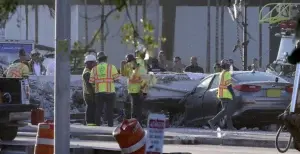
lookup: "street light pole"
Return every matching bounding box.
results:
[54,0,71,153]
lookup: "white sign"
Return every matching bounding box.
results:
[146,113,166,154]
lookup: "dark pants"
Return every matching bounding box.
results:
[209,98,236,129]
[95,92,115,127]
[129,93,143,124]
[83,93,95,124]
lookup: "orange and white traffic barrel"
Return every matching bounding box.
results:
[34,121,54,154]
[113,118,146,154]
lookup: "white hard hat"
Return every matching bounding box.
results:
[84,55,96,63]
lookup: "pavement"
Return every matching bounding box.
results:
[17,124,294,149]
[2,136,300,154]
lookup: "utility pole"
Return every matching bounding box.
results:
[206,0,211,72]
[34,5,39,44]
[54,0,71,153]
[84,0,89,50]
[242,1,248,71]
[215,0,220,63]
[25,1,29,40]
[154,0,160,57]
[101,2,105,51]
[134,2,138,47]
[220,0,225,59]
[258,0,262,67]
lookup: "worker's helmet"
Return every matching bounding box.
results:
[126,54,136,63]
[30,49,40,56]
[97,51,107,61]
[220,59,230,69]
[84,54,97,63]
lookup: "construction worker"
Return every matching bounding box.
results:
[89,51,119,127]
[6,49,30,78]
[126,54,146,124]
[121,54,135,119]
[135,44,149,95]
[208,59,236,130]
[82,54,97,126]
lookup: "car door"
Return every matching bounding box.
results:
[185,76,214,122]
[202,74,220,120]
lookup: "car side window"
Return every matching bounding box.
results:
[210,75,220,89]
[197,76,213,90]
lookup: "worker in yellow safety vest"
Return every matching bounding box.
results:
[208,59,237,130]
[122,53,146,124]
[6,49,30,78]
[135,44,149,96]
[89,51,120,127]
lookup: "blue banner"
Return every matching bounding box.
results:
[0,43,33,66]
[0,43,33,53]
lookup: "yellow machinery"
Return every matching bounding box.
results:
[259,3,299,25]
[259,2,300,153]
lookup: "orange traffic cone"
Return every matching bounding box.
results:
[113,118,146,154]
[31,108,45,125]
[34,121,54,154]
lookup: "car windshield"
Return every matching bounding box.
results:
[233,72,287,83]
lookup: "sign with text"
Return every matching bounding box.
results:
[0,42,33,66]
[146,113,166,154]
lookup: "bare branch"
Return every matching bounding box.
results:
[86,2,127,50]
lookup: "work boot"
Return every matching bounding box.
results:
[87,123,96,126]
[208,120,217,130]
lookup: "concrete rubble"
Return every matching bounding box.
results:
[28,73,206,119]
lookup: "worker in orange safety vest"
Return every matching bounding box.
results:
[6,49,30,78]
[208,59,237,130]
[89,51,120,127]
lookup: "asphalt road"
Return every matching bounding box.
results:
[1,136,299,154]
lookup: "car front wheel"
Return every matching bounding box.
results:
[0,125,18,141]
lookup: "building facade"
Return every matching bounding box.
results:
[4,5,271,71]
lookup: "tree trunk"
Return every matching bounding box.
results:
[34,5,39,44]
[161,1,176,60]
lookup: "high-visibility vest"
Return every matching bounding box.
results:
[128,67,144,94]
[82,68,92,94]
[6,63,29,78]
[89,63,119,93]
[217,70,233,99]
[136,57,147,75]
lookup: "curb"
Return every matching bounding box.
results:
[70,133,295,149]
[17,132,294,149]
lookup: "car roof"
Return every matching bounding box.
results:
[210,71,289,83]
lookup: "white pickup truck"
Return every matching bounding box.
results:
[0,78,37,141]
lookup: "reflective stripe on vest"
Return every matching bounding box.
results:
[7,63,25,78]
[128,67,142,93]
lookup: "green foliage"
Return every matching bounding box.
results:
[0,0,18,26]
[70,41,86,74]
[120,19,166,56]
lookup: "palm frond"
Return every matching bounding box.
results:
[0,0,18,26]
